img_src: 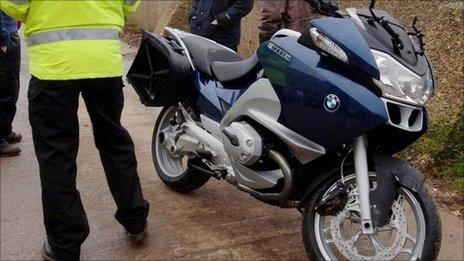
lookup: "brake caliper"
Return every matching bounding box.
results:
[316,182,349,216]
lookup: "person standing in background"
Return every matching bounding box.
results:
[189,0,254,51]
[1,0,149,260]
[259,0,339,43]
[0,11,22,157]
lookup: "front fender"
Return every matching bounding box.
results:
[370,152,425,227]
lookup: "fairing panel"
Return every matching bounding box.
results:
[258,36,388,149]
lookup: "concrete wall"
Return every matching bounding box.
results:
[237,1,261,57]
[128,0,261,57]
[127,0,182,33]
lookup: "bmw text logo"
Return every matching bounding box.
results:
[324,94,340,112]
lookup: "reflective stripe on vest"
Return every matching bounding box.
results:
[9,0,29,5]
[26,28,120,47]
[124,0,137,6]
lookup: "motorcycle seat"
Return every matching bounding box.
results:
[182,35,243,76]
[211,54,260,82]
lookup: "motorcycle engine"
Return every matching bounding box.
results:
[223,122,263,166]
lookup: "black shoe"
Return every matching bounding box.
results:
[126,223,147,243]
[5,131,22,144]
[42,241,57,261]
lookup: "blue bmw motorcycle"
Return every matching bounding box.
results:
[128,0,441,259]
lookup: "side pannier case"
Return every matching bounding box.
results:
[127,31,192,106]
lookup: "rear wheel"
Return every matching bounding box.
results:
[152,106,210,193]
[302,172,441,260]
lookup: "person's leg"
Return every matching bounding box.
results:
[80,77,149,234]
[259,0,285,43]
[5,33,22,144]
[283,0,316,33]
[28,77,89,260]
[0,33,21,155]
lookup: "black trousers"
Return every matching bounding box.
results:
[0,33,20,140]
[28,76,149,260]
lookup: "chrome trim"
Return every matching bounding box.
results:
[271,29,302,39]
[221,78,326,164]
[223,122,263,165]
[178,104,229,167]
[231,160,283,189]
[163,27,196,70]
[353,135,374,234]
[381,98,424,132]
[231,149,293,201]
[200,114,222,140]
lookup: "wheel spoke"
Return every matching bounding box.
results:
[378,224,394,231]
[397,194,405,206]
[406,233,417,244]
[350,230,362,247]
[400,248,413,254]
[369,235,385,253]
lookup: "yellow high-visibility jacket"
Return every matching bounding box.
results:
[0,0,140,80]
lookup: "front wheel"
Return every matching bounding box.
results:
[152,106,210,193]
[302,172,441,260]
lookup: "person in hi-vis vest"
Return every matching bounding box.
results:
[1,1,149,260]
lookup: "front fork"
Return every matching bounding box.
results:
[353,135,374,235]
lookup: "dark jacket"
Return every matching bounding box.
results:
[189,0,253,48]
[0,11,18,47]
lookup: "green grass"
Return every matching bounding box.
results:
[443,158,464,192]
[435,108,464,192]
[403,107,464,194]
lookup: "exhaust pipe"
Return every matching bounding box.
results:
[233,149,293,202]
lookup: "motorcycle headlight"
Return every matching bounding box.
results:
[372,49,434,106]
[310,28,349,63]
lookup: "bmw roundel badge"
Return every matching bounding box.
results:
[324,94,340,112]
